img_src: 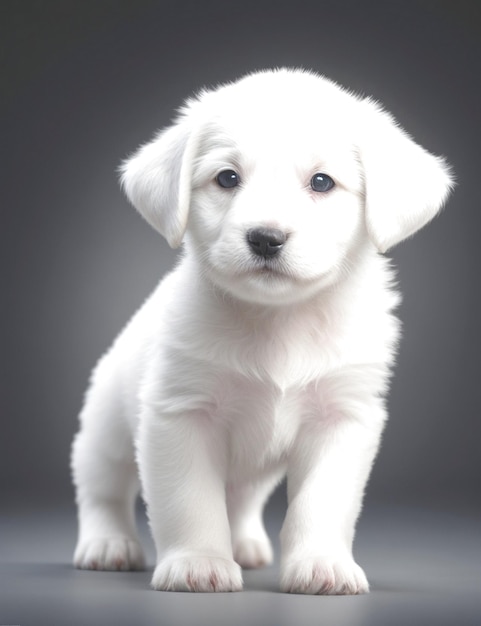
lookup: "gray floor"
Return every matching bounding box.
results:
[1,501,480,626]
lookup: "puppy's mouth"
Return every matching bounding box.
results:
[244,257,291,279]
[252,259,280,272]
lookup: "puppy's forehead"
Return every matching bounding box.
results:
[195,72,359,155]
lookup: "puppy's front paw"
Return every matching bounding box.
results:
[280,555,369,595]
[74,537,146,571]
[152,554,243,592]
[233,537,273,569]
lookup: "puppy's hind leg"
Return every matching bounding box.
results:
[71,368,145,571]
[228,469,284,569]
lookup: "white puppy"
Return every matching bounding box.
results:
[71,68,453,594]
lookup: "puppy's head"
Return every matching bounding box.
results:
[121,69,453,305]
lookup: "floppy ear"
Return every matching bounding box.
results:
[359,100,454,253]
[120,114,199,248]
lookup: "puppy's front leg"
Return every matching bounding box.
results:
[138,409,242,592]
[280,394,386,595]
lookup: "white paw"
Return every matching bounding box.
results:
[151,554,243,592]
[233,537,273,569]
[280,555,369,595]
[74,536,146,571]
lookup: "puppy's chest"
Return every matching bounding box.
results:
[221,377,306,476]
[206,314,341,389]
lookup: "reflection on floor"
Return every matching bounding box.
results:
[1,501,480,626]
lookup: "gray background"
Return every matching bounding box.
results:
[1,1,480,625]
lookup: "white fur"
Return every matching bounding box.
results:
[71,68,453,594]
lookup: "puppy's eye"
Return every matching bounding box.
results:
[216,169,240,189]
[310,173,335,193]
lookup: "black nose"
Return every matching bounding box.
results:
[247,227,287,258]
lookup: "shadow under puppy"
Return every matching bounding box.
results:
[72,68,453,593]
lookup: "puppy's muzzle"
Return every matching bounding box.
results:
[247,227,287,258]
